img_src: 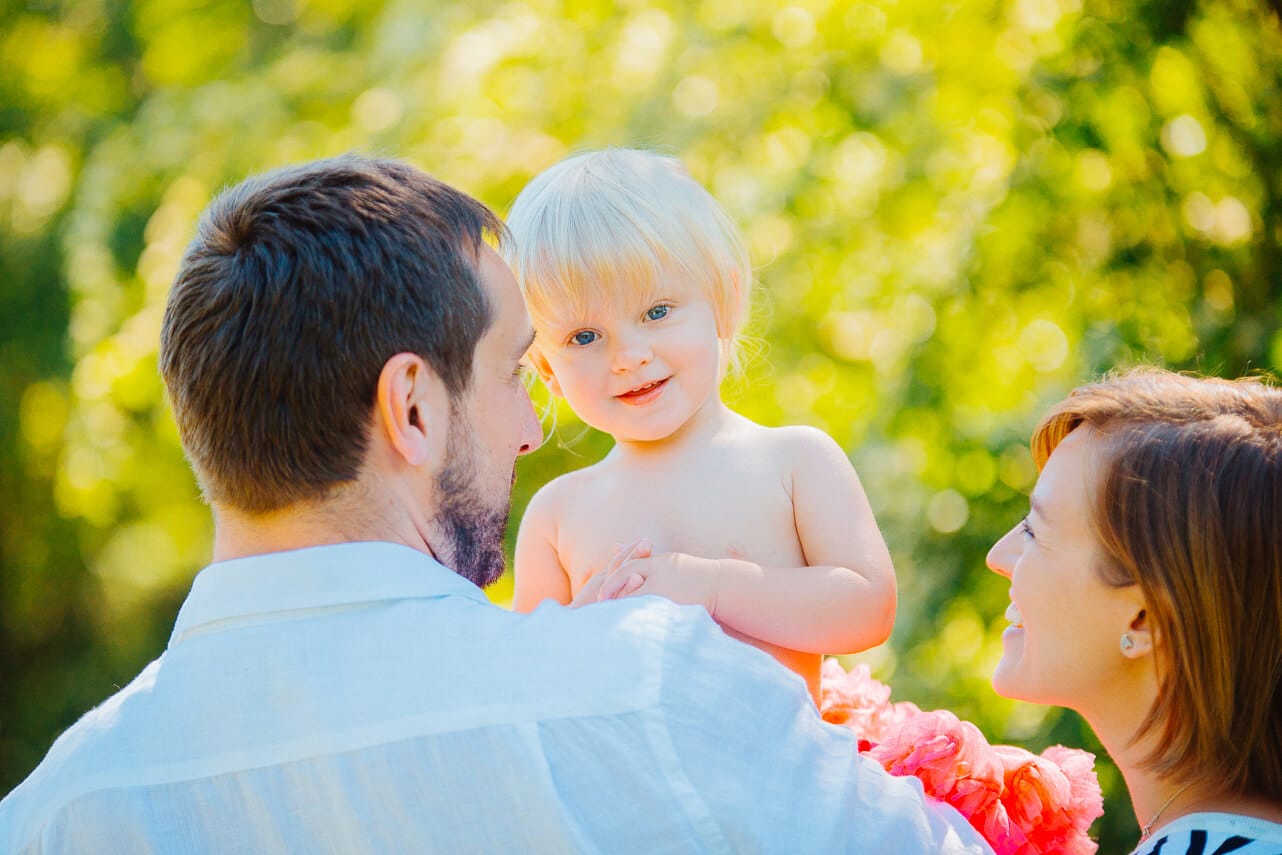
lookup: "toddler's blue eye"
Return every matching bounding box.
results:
[570,330,598,346]
[646,304,670,321]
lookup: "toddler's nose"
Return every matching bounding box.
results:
[610,334,653,373]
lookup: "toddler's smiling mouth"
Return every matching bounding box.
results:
[1005,601,1024,629]
[616,377,670,403]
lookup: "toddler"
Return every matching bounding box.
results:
[506,149,895,702]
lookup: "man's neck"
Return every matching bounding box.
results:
[210,495,432,563]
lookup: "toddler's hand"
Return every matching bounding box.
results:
[598,551,720,616]
[570,539,651,608]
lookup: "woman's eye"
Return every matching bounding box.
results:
[1019,516,1035,540]
[570,330,599,346]
[645,304,670,321]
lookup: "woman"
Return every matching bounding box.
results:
[987,368,1282,854]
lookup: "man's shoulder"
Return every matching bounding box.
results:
[517,595,787,697]
[589,596,811,693]
[520,593,726,663]
[0,657,165,848]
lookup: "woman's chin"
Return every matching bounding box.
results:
[991,652,1029,700]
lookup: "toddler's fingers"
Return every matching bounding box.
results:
[618,573,645,596]
[598,566,645,601]
[569,573,603,608]
[608,539,644,571]
[597,541,643,599]
[574,540,643,607]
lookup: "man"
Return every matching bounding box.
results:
[0,156,991,853]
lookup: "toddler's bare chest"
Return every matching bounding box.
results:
[555,469,804,591]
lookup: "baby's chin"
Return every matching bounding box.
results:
[604,423,686,444]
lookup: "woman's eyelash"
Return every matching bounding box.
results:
[1019,516,1035,540]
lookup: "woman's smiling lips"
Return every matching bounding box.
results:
[616,377,670,405]
[1003,601,1025,639]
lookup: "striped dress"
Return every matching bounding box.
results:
[1131,813,1282,855]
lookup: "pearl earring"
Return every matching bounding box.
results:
[1120,633,1135,652]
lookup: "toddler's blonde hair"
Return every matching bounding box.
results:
[504,148,752,371]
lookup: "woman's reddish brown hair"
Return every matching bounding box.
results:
[1032,368,1282,799]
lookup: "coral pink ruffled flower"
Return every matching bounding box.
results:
[1042,744,1106,827]
[868,711,1002,803]
[819,659,919,744]
[820,660,1104,855]
[998,745,1104,855]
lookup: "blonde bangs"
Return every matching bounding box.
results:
[513,202,682,331]
[504,148,751,342]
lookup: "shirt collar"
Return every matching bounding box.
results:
[169,541,490,647]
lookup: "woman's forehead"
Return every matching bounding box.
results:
[1034,428,1104,524]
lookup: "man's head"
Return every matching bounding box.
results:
[161,155,541,584]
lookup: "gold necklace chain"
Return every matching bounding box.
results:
[1140,780,1198,841]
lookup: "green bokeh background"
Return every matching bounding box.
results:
[2,0,1280,850]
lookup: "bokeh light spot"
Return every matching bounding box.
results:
[929,489,970,533]
[1161,114,1207,158]
[1019,319,1069,372]
[772,6,816,48]
[673,75,719,118]
[352,88,404,133]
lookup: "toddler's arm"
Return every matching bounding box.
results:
[598,427,896,654]
[513,485,573,612]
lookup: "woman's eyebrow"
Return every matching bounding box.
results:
[1029,495,1049,522]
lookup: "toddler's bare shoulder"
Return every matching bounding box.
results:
[731,420,848,466]
[526,460,619,517]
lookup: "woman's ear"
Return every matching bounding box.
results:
[528,349,564,398]
[1121,608,1157,659]
[375,353,449,466]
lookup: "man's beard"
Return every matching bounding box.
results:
[430,418,512,589]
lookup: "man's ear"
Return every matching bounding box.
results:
[375,353,450,466]
[527,348,564,398]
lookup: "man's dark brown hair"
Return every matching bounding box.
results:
[160,155,505,513]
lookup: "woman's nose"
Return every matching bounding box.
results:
[986,526,1019,579]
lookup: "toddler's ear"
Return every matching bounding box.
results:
[718,268,745,338]
[528,349,565,398]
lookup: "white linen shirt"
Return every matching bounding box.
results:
[0,542,992,854]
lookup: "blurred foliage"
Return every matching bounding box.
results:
[3,0,1281,849]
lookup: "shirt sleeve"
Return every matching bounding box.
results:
[653,602,994,854]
